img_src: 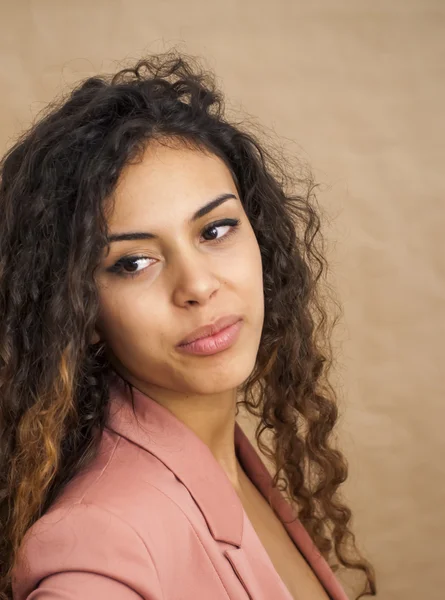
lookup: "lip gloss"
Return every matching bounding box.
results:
[176,320,243,356]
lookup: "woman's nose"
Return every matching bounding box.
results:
[170,253,221,307]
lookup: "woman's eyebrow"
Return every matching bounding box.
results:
[107,192,237,243]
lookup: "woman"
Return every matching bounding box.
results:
[0,51,376,599]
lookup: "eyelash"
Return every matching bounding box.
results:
[108,218,241,279]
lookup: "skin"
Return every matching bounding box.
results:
[92,138,265,491]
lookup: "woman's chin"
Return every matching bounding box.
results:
[179,359,256,397]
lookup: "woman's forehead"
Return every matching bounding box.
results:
[107,145,239,226]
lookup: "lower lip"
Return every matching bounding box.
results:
[177,319,243,356]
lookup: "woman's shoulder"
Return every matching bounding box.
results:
[12,429,194,599]
[12,497,164,600]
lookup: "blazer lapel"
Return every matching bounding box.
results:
[224,545,293,600]
[235,425,350,600]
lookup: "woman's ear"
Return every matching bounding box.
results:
[90,327,101,345]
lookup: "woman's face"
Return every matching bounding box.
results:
[94,139,264,398]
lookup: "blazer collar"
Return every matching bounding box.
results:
[105,371,247,546]
[105,372,349,600]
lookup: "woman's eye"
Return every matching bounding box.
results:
[108,256,153,278]
[109,218,240,279]
[201,218,240,243]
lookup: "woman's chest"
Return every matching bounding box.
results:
[238,479,331,600]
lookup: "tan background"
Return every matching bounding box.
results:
[1,1,444,598]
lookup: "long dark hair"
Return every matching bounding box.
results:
[0,50,376,598]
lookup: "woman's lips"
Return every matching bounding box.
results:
[176,319,243,356]
[177,314,242,346]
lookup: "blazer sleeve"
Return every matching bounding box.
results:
[12,502,164,600]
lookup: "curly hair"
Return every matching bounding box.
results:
[0,49,376,598]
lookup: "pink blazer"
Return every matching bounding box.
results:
[12,374,349,600]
